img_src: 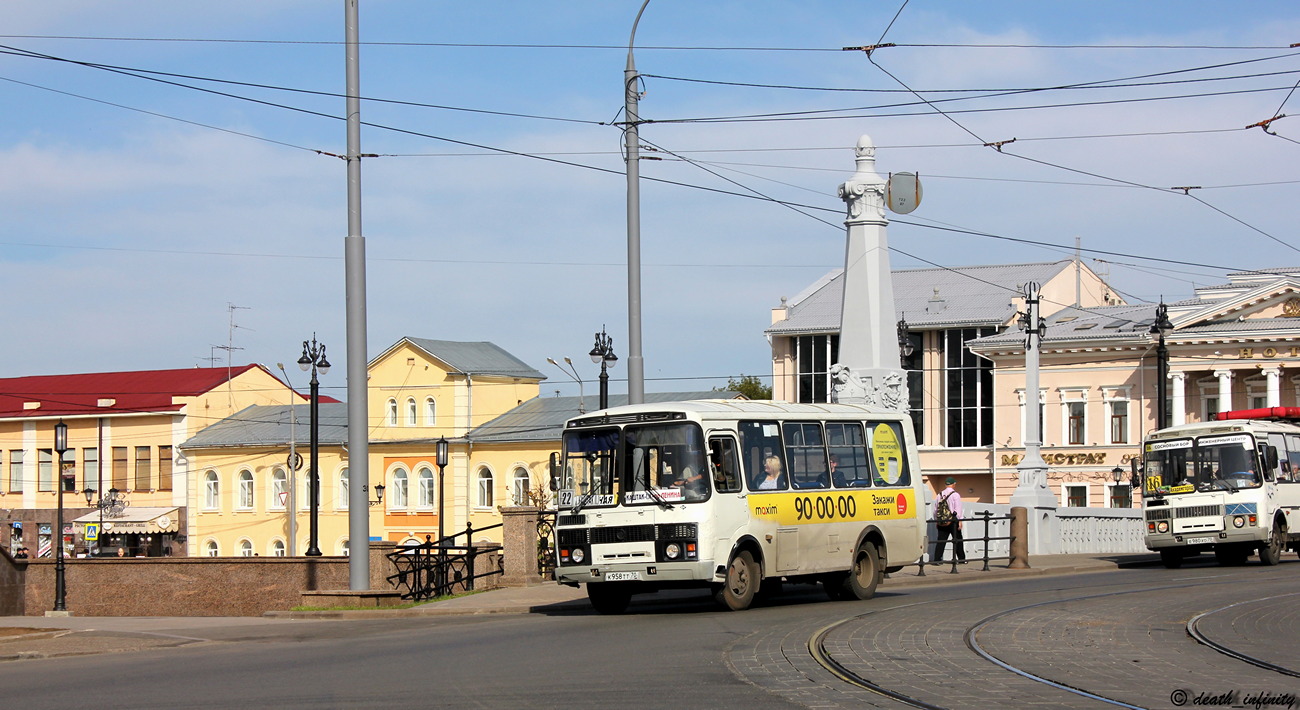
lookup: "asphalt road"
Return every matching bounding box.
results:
[2,559,1299,709]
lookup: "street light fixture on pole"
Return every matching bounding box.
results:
[436,437,449,544]
[589,326,618,411]
[547,357,586,414]
[298,335,330,557]
[53,420,69,612]
[1150,302,1174,431]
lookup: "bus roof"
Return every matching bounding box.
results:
[566,398,908,426]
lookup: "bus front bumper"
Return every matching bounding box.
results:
[555,559,718,586]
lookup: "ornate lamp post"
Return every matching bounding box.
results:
[1150,303,1174,430]
[53,420,69,611]
[1111,466,1130,508]
[589,326,618,411]
[436,437,449,544]
[298,335,330,557]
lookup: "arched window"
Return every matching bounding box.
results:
[238,470,254,510]
[337,468,349,510]
[271,539,286,557]
[512,467,531,506]
[406,398,417,426]
[476,468,494,509]
[270,468,287,509]
[204,471,220,510]
[204,539,219,557]
[386,398,398,426]
[238,539,254,557]
[391,467,409,508]
[340,539,350,557]
[424,397,436,426]
[417,467,435,509]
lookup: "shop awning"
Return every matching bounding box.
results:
[73,507,179,534]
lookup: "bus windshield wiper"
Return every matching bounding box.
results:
[570,488,596,514]
[643,485,674,510]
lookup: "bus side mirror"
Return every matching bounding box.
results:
[548,452,560,492]
[1266,446,1279,472]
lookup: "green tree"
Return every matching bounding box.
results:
[715,374,772,400]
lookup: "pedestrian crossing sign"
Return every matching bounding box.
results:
[85,523,100,542]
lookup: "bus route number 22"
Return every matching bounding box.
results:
[794,494,858,521]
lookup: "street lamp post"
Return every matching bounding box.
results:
[1150,303,1174,431]
[53,420,69,612]
[436,437,449,544]
[547,357,586,414]
[298,335,330,557]
[589,326,618,411]
[1111,466,1130,508]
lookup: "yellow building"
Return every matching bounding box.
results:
[0,365,301,557]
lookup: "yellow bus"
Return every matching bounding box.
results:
[552,400,927,613]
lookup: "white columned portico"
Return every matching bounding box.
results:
[1264,366,1281,407]
[1170,372,1187,426]
[1215,369,1234,412]
[829,135,907,410]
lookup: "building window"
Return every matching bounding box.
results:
[391,467,408,509]
[112,446,129,490]
[1250,394,1267,410]
[204,540,219,557]
[301,469,320,510]
[386,398,398,426]
[158,445,173,491]
[417,467,435,509]
[900,330,925,445]
[38,449,52,492]
[512,467,531,505]
[238,539,254,557]
[9,450,22,493]
[1067,401,1086,445]
[477,468,494,508]
[795,335,838,404]
[1064,484,1088,508]
[944,328,995,447]
[204,471,220,510]
[340,539,350,557]
[1108,400,1129,445]
[1204,395,1220,423]
[83,448,98,493]
[338,468,349,511]
[1109,484,1132,508]
[238,470,254,510]
[271,468,287,509]
[271,539,286,557]
[406,398,417,426]
[424,397,436,426]
[134,446,152,490]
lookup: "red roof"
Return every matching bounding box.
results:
[0,365,268,419]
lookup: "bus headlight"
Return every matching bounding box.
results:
[571,547,585,564]
[1156,521,1169,534]
[1233,515,1246,528]
[665,543,681,560]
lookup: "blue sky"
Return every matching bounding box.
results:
[3,2,1299,414]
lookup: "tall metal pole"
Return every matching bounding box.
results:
[306,365,322,556]
[1152,302,1172,430]
[1009,283,1059,554]
[624,0,650,405]
[344,0,372,589]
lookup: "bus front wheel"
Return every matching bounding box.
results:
[713,550,759,611]
[587,582,632,615]
[1260,523,1286,566]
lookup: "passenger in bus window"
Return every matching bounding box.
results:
[757,456,784,490]
[828,454,842,487]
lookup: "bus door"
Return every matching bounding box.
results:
[707,435,746,545]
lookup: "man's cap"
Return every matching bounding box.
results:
[945,476,957,485]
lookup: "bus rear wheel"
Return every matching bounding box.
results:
[713,550,759,611]
[843,541,881,601]
[1260,523,1286,566]
[586,582,632,615]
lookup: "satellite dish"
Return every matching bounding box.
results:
[886,172,922,214]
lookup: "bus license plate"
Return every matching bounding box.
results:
[605,571,641,581]
[1186,537,1213,545]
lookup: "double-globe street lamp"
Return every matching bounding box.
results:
[589,327,618,411]
[1150,303,1174,430]
[298,335,330,557]
[53,420,69,612]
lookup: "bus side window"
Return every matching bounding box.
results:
[783,422,829,489]
[709,437,742,493]
[825,421,871,488]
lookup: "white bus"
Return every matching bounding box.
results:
[1141,407,1300,568]
[551,400,928,613]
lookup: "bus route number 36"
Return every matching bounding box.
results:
[794,494,858,521]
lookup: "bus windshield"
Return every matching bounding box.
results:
[1144,434,1262,495]
[623,422,708,504]
[561,428,619,511]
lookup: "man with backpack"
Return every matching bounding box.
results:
[934,476,965,564]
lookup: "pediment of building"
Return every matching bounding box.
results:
[1174,277,1300,328]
